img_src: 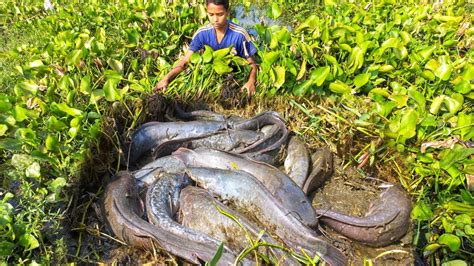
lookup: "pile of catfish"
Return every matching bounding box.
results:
[102,108,412,266]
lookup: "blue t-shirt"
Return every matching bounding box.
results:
[189,21,257,58]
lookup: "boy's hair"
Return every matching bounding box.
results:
[206,0,229,10]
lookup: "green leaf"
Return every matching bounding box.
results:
[213,60,232,75]
[80,75,92,94]
[353,73,370,89]
[445,93,463,114]
[66,49,83,66]
[271,3,282,20]
[0,241,15,256]
[273,66,285,88]
[52,102,83,117]
[13,105,28,122]
[329,80,351,94]
[126,28,140,46]
[48,177,67,193]
[206,242,224,266]
[411,201,433,221]
[16,80,38,96]
[203,46,213,63]
[212,47,232,59]
[0,138,22,151]
[0,124,7,136]
[456,112,473,140]
[107,59,123,73]
[441,260,468,266]
[296,59,307,81]
[311,66,331,86]
[435,63,453,81]
[293,80,313,96]
[438,233,461,252]
[45,135,59,151]
[454,80,471,94]
[440,147,474,170]
[408,89,426,111]
[0,98,13,112]
[430,95,446,114]
[28,60,44,68]
[398,108,418,140]
[19,233,40,251]
[104,79,121,102]
[25,162,41,178]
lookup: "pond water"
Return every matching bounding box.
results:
[233,4,291,37]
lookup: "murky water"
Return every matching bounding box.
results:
[233,4,291,36]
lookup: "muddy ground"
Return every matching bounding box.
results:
[67,94,418,265]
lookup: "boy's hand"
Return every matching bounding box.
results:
[154,78,169,92]
[241,80,256,96]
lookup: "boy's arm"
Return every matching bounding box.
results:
[155,50,194,91]
[242,56,257,96]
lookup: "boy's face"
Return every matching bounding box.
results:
[206,3,229,31]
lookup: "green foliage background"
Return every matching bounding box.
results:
[0,0,472,264]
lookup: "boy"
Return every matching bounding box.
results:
[154,0,258,96]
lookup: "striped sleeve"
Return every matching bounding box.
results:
[189,24,212,52]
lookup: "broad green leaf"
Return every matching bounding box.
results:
[273,66,285,88]
[435,63,453,81]
[379,64,394,73]
[203,46,213,63]
[0,241,15,256]
[0,98,12,112]
[293,80,313,96]
[456,112,473,140]
[213,60,232,74]
[430,95,446,114]
[296,59,307,81]
[11,154,34,170]
[445,93,463,114]
[90,89,105,104]
[411,201,433,221]
[13,105,28,122]
[441,260,468,266]
[28,60,44,68]
[104,79,121,102]
[399,109,418,140]
[454,80,471,94]
[45,135,59,151]
[25,162,41,178]
[425,59,440,72]
[0,124,7,136]
[271,3,282,20]
[126,28,140,46]
[348,46,364,73]
[262,51,280,66]
[329,80,351,94]
[80,75,92,94]
[16,80,38,96]
[310,66,330,87]
[66,49,83,66]
[107,59,123,73]
[389,95,408,108]
[408,89,426,111]
[212,47,232,59]
[19,233,39,251]
[460,64,473,81]
[440,147,474,170]
[46,116,67,131]
[438,233,461,252]
[353,73,370,89]
[48,177,67,193]
[0,138,22,151]
[52,102,83,117]
[418,46,436,61]
[190,53,201,64]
